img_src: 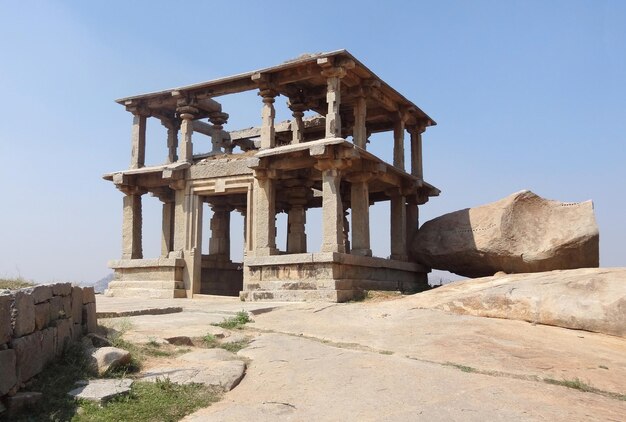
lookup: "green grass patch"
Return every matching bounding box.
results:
[9,343,95,421]
[218,340,249,353]
[0,276,36,290]
[202,333,219,348]
[212,311,253,330]
[544,377,594,392]
[75,379,220,422]
[379,350,394,355]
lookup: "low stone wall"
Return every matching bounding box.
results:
[0,283,98,399]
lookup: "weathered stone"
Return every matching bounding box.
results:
[68,379,133,405]
[71,286,83,325]
[82,302,98,334]
[12,291,35,337]
[35,301,51,331]
[53,317,73,355]
[86,332,111,348]
[52,282,72,296]
[0,349,17,396]
[165,336,194,346]
[11,332,42,383]
[89,347,131,375]
[41,326,56,366]
[409,267,626,337]
[412,190,599,278]
[49,295,63,322]
[4,392,43,415]
[60,295,72,319]
[30,285,52,304]
[139,360,245,391]
[0,294,12,344]
[83,286,96,304]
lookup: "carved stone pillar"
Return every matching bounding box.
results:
[406,196,419,258]
[253,169,277,256]
[286,206,307,253]
[288,100,306,144]
[152,188,175,257]
[393,113,405,171]
[177,106,198,163]
[129,108,148,169]
[161,119,179,164]
[209,204,231,261]
[209,112,229,155]
[319,165,345,253]
[259,89,277,149]
[353,94,367,149]
[349,174,372,256]
[321,67,346,138]
[171,185,203,295]
[120,187,145,259]
[409,125,425,179]
[390,189,407,261]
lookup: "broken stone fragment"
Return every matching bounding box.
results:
[68,379,133,405]
[88,347,131,376]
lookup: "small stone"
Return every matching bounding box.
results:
[89,347,131,375]
[165,336,194,346]
[86,333,112,348]
[68,379,133,405]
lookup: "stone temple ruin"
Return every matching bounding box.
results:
[104,50,440,302]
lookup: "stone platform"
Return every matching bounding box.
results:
[240,252,430,302]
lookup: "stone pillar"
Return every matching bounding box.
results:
[393,114,405,171]
[209,112,229,155]
[406,197,419,257]
[153,188,175,257]
[288,101,305,144]
[409,126,425,179]
[130,111,147,169]
[253,170,277,256]
[286,206,307,253]
[121,188,144,259]
[163,120,179,164]
[390,190,407,261]
[209,205,231,261]
[353,95,367,149]
[349,176,372,256]
[320,167,345,253]
[259,89,277,149]
[321,67,346,138]
[178,106,197,163]
[171,187,203,295]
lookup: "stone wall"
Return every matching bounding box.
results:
[0,283,98,398]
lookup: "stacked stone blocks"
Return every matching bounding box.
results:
[0,283,98,401]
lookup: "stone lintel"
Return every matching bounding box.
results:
[108,258,185,269]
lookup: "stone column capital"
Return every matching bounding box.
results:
[117,185,146,196]
[176,105,199,121]
[208,111,229,126]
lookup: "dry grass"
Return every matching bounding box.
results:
[0,276,35,289]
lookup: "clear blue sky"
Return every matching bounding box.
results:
[1,1,624,283]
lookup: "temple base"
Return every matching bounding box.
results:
[240,252,430,303]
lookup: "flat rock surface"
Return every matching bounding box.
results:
[98,295,626,420]
[407,267,626,337]
[68,379,132,404]
[139,360,245,391]
[185,333,625,422]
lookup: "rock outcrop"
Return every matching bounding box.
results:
[412,190,599,277]
[408,267,626,337]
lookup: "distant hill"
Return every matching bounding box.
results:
[83,273,114,293]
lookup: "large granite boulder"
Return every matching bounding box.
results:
[412,190,599,277]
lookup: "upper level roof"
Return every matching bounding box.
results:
[116,50,435,133]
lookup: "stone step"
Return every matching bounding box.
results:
[108,280,184,290]
[243,279,354,291]
[239,289,363,303]
[104,287,186,299]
